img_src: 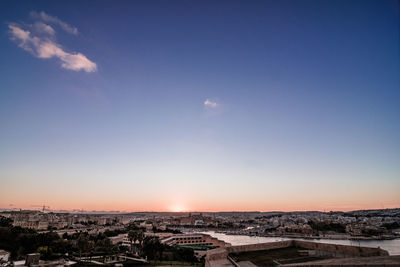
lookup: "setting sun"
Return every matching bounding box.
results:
[169,204,187,213]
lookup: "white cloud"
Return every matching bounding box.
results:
[204,99,218,108]
[30,11,78,35]
[8,24,97,73]
[61,53,97,72]
[33,22,55,36]
[9,24,31,42]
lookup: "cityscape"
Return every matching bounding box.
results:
[1,0,399,266]
[1,208,400,266]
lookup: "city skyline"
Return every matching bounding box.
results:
[0,0,399,212]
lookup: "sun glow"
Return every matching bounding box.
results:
[169,204,187,212]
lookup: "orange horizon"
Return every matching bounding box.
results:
[1,203,399,213]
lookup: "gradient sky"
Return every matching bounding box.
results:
[0,0,399,212]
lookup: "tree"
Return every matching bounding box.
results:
[77,234,89,259]
[0,216,13,227]
[128,230,138,253]
[137,230,144,254]
[88,240,95,261]
[141,236,159,260]
[95,238,112,254]
[37,246,53,260]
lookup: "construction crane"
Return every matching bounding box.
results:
[31,205,50,212]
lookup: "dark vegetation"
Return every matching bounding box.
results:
[0,216,198,265]
[151,226,181,234]
[382,222,400,230]
[308,221,346,233]
[0,217,72,260]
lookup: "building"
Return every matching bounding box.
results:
[161,233,228,247]
[13,253,76,267]
[139,221,153,231]
[13,220,49,230]
[0,250,10,265]
[161,233,230,258]
[109,233,131,247]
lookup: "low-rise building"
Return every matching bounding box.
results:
[109,233,130,246]
[161,233,229,259]
[161,233,227,247]
[0,250,10,265]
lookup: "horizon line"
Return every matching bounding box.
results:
[1,207,399,214]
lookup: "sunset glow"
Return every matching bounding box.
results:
[169,205,188,213]
[0,0,399,213]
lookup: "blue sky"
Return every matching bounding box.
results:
[0,0,399,211]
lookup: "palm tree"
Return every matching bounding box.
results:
[137,229,145,255]
[128,230,136,253]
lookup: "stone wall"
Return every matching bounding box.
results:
[205,241,295,267]
[293,240,389,257]
[205,240,389,267]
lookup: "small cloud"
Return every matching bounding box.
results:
[8,24,97,72]
[30,11,78,35]
[204,99,218,108]
[60,52,97,72]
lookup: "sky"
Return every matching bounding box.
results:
[0,0,399,212]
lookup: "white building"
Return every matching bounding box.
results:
[160,233,228,247]
[0,250,10,264]
[109,233,131,246]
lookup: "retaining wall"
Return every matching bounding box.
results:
[205,240,389,267]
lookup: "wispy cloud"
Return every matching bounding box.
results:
[204,99,218,108]
[30,11,78,35]
[8,12,97,73]
[33,21,55,36]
